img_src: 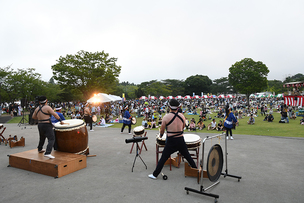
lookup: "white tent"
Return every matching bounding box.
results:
[87,93,121,104]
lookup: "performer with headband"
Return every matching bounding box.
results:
[32,96,64,159]
[84,103,94,132]
[148,99,197,180]
[121,105,132,134]
[51,106,66,124]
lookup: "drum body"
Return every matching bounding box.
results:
[156,133,167,146]
[54,119,88,153]
[133,126,145,136]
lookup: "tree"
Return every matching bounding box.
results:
[211,77,236,95]
[162,79,185,96]
[184,75,212,95]
[228,58,269,106]
[52,50,121,100]
[265,80,284,95]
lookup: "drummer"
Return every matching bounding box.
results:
[32,96,64,159]
[148,99,197,180]
[121,105,132,134]
[50,106,66,124]
[83,103,94,132]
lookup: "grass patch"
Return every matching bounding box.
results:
[6,110,304,138]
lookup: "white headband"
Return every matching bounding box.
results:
[40,99,47,104]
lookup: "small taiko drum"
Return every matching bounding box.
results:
[131,117,137,125]
[133,126,145,136]
[184,134,201,149]
[156,133,167,146]
[54,119,88,153]
[92,115,97,122]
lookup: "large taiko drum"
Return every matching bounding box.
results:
[156,133,201,148]
[54,119,88,153]
[183,134,201,149]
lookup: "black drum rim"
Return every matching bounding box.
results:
[206,144,223,182]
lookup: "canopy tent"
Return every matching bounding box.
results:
[87,93,120,104]
[218,94,225,98]
[159,96,165,100]
[175,95,184,99]
[226,94,235,98]
[193,95,201,99]
[202,95,208,99]
[139,96,148,100]
[184,95,192,99]
[275,94,283,97]
[149,96,158,100]
[167,96,175,99]
[108,94,122,101]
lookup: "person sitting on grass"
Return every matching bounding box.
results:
[267,113,274,122]
[197,118,205,130]
[247,114,255,124]
[208,119,217,130]
[217,120,224,131]
[300,118,304,125]
[189,120,196,131]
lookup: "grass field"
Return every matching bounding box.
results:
[5,109,303,138]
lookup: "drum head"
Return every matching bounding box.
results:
[131,117,137,125]
[92,115,97,122]
[183,134,201,143]
[207,144,223,182]
[133,126,145,136]
[54,119,84,129]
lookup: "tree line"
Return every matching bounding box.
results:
[1,50,303,106]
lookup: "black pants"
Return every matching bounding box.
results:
[153,136,197,177]
[121,123,131,133]
[37,123,55,155]
[226,127,232,137]
[84,116,93,130]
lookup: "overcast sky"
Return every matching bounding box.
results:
[1,0,303,85]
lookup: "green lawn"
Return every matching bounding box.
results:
[6,110,304,138]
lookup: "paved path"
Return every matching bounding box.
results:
[0,123,303,203]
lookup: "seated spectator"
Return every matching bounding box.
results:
[263,113,269,121]
[267,113,274,122]
[197,118,205,130]
[247,114,255,124]
[142,118,148,128]
[189,120,196,131]
[217,120,224,131]
[290,111,296,120]
[98,116,106,126]
[185,118,189,130]
[300,118,304,125]
[158,117,162,126]
[150,118,157,129]
[147,118,152,128]
[208,119,217,130]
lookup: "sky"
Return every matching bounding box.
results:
[1,0,303,85]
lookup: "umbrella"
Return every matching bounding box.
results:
[175,95,184,99]
[193,95,201,99]
[87,93,114,104]
[149,96,158,100]
[139,96,148,100]
[167,96,175,99]
[159,96,165,100]
[184,95,192,99]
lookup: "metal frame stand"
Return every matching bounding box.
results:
[131,141,147,172]
[185,133,242,202]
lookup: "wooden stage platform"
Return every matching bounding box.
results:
[8,149,87,178]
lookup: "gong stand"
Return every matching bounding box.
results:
[221,132,242,181]
[185,132,242,202]
[185,134,222,202]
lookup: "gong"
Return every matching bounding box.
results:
[206,144,223,182]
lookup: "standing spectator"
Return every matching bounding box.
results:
[224,106,238,140]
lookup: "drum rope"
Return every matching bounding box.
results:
[75,146,89,155]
